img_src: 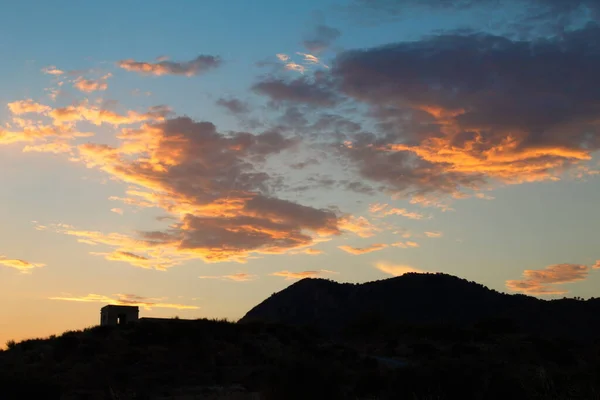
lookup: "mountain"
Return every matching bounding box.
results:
[240,272,600,339]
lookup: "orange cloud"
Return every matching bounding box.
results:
[424,231,443,238]
[369,203,425,220]
[117,55,221,77]
[338,215,378,238]
[0,124,91,146]
[49,293,199,310]
[594,260,600,269]
[391,241,419,248]
[285,62,306,74]
[300,248,324,255]
[111,208,124,215]
[506,263,589,295]
[7,99,52,115]
[41,66,64,75]
[38,223,188,270]
[269,270,337,280]
[276,52,329,74]
[49,103,171,126]
[37,116,349,266]
[0,256,45,273]
[22,141,74,154]
[338,243,387,254]
[375,262,424,276]
[198,273,257,282]
[385,125,591,185]
[73,74,111,93]
[2,99,169,153]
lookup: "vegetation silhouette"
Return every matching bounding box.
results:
[2,273,600,399]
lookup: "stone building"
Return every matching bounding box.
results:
[100,305,139,326]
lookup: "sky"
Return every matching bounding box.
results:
[2,0,600,346]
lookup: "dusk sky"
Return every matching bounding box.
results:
[2,0,600,346]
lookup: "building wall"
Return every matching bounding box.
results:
[100,306,139,326]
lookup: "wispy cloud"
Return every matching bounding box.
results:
[41,66,64,75]
[198,273,257,282]
[274,51,329,74]
[424,231,443,238]
[375,262,424,276]
[391,241,419,248]
[73,73,111,93]
[338,243,387,254]
[7,99,52,115]
[0,256,45,273]
[290,248,324,255]
[269,270,337,280]
[506,263,590,295]
[49,293,199,310]
[369,203,425,220]
[117,55,221,77]
[338,215,378,238]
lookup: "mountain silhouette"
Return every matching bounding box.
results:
[240,272,600,339]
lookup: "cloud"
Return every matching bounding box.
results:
[338,215,378,238]
[294,248,324,255]
[252,77,338,106]
[329,23,600,201]
[37,224,186,270]
[506,263,590,295]
[73,74,111,93]
[198,272,257,282]
[338,243,387,254]
[375,262,424,276]
[42,66,64,75]
[369,203,425,219]
[7,99,52,115]
[269,269,337,280]
[22,141,74,154]
[274,52,330,74]
[46,116,353,265]
[284,61,306,74]
[296,52,329,69]
[111,208,124,215]
[303,24,341,53]
[0,256,45,273]
[594,260,600,269]
[424,231,443,238]
[391,241,419,248]
[90,251,160,269]
[117,55,221,77]
[216,98,250,114]
[49,293,199,310]
[49,103,171,126]
[1,100,171,152]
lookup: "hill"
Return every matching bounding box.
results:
[240,272,600,340]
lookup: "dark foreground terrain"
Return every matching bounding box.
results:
[2,273,600,399]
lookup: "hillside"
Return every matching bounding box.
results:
[240,272,600,339]
[0,319,379,399]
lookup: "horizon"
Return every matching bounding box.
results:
[2,0,600,346]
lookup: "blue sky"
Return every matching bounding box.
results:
[1,0,599,345]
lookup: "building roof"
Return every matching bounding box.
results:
[100,304,140,311]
